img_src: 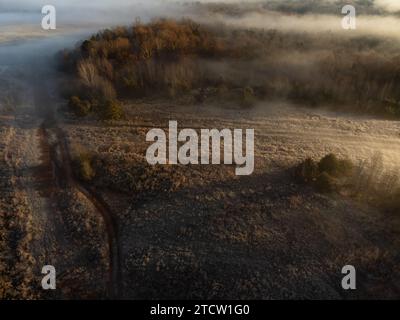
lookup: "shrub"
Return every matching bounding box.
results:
[318,154,353,177]
[100,99,124,120]
[75,153,96,182]
[295,152,400,211]
[315,172,336,194]
[68,96,91,117]
[318,154,339,175]
[294,154,353,194]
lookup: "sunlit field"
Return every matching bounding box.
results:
[1,0,400,301]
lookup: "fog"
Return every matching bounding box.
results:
[2,0,400,41]
[0,0,180,67]
[375,0,400,12]
[205,11,400,40]
[0,0,180,29]
[2,0,400,79]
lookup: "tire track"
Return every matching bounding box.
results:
[53,126,122,298]
[33,80,122,299]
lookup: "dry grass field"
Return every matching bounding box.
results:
[1,0,400,300]
[61,100,400,299]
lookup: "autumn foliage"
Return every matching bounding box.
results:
[58,19,232,118]
[59,18,400,119]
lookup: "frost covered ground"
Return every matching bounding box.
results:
[63,101,400,299]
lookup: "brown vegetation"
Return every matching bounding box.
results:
[294,153,400,213]
[90,155,187,201]
[0,148,39,299]
[58,17,400,119]
[294,154,353,193]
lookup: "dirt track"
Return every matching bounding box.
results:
[0,62,121,298]
[2,78,400,299]
[2,47,400,299]
[32,78,122,298]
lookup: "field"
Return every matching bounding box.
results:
[1,0,400,300]
[60,100,400,299]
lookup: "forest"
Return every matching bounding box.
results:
[58,17,400,119]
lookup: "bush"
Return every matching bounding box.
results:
[318,153,353,177]
[318,154,340,175]
[100,99,124,120]
[315,172,336,194]
[75,153,96,182]
[68,96,91,117]
[294,154,354,194]
[295,153,400,211]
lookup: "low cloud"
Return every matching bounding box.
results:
[195,10,400,40]
[375,0,400,12]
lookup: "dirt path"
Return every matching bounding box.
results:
[52,126,122,298]
[32,79,122,298]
